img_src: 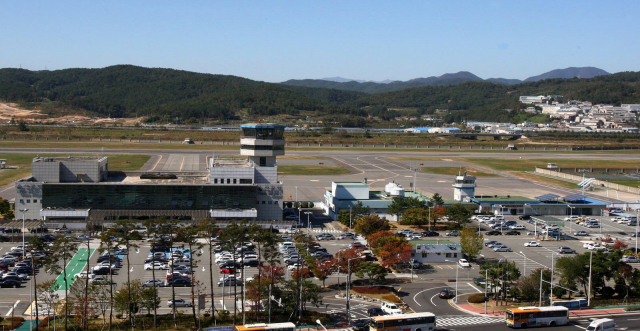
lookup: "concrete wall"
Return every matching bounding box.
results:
[256,184,283,221]
[210,167,255,185]
[15,182,43,220]
[536,168,640,194]
[32,162,60,182]
[332,183,369,200]
[254,167,278,184]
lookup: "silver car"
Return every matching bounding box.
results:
[493,245,512,252]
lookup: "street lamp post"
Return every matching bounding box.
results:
[550,252,560,305]
[346,257,364,323]
[409,259,415,282]
[445,259,459,303]
[568,206,575,233]
[304,211,312,232]
[635,209,639,255]
[349,206,352,229]
[519,251,527,276]
[587,250,593,306]
[19,209,28,258]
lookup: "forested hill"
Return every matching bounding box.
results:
[0,65,367,121]
[0,65,639,124]
[357,71,640,123]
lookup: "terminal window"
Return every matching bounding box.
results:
[214,179,218,184]
[233,179,237,184]
[27,199,30,203]
[239,179,252,184]
[227,179,230,184]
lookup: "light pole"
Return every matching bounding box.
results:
[445,259,459,303]
[349,206,352,229]
[484,269,488,315]
[316,320,328,331]
[550,252,560,305]
[19,209,28,258]
[519,251,527,276]
[568,206,575,233]
[587,250,593,306]
[409,258,415,282]
[346,257,363,323]
[635,209,639,255]
[304,211,312,232]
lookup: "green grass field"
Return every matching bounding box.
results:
[0,153,150,187]
[420,167,497,177]
[278,165,350,176]
[462,158,640,172]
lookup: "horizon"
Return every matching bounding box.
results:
[1,1,638,83]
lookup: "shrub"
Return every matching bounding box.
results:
[308,202,315,208]
[468,293,487,303]
[352,286,391,294]
[600,286,615,298]
[625,306,640,311]
[301,202,309,208]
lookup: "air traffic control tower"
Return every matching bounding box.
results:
[453,171,476,202]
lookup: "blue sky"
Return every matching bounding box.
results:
[1,1,638,82]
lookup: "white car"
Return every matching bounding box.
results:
[458,259,470,267]
[574,231,589,236]
[144,262,168,270]
[167,299,192,308]
[587,243,604,250]
[583,242,595,248]
[509,225,526,230]
[524,241,540,247]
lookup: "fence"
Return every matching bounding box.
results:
[535,168,640,194]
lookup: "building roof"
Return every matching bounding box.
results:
[241,124,286,129]
[471,196,537,203]
[33,156,107,163]
[334,182,369,187]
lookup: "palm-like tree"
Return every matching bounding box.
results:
[198,219,219,324]
[47,235,79,331]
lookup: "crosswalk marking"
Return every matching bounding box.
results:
[436,316,501,327]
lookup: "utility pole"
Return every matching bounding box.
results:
[588,250,593,306]
[539,269,543,307]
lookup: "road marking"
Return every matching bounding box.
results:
[5,300,19,317]
[430,294,438,306]
[179,156,186,171]
[467,283,482,293]
[150,155,164,171]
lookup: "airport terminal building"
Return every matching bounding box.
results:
[15,124,285,226]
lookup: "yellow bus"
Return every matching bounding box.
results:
[506,306,569,328]
[234,323,296,331]
[370,312,436,331]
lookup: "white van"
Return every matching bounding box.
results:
[380,301,403,315]
[587,318,615,331]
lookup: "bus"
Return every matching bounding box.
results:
[505,306,569,328]
[234,323,296,331]
[370,312,436,331]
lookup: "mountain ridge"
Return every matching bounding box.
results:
[284,67,611,94]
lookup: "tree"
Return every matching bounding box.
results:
[460,226,484,261]
[366,230,395,250]
[352,201,370,218]
[312,259,334,288]
[158,219,181,328]
[175,224,203,328]
[387,197,426,221]
[219,222,252,324]
[431,193,444,206]
[98,232,118,331]
[354,214,390,237]
[113,280,143,318]
[111,220,140,329]
[142,218,166,328]
[17,120,28,131]
[555,254,590,298]
[376,238,413,267]
[613,239,628,250]
[446,203,473,227]
[334,248,364,277]
[47,235,79,331]
[355,262,387,285]
[337,210,351,227]
[36,280,59,326]
[197,218,220,324]
[141,287,161,315]
[400,207,430,226]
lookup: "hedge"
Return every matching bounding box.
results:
[468,293,487,303]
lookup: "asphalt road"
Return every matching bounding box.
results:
[451,315,640,331]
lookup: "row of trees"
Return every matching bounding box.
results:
[479,249,640,305]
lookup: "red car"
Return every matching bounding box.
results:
[220,267,236,274]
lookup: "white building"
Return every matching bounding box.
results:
[410,240,462,263]
[519,96,548,104]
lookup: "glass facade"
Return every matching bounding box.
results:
[240,144,284,150]
[242,127,285,139]
[42,184,257,210]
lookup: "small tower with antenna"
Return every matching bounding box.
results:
[453,170,476,202]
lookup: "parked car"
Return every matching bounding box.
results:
[622,256,640,263]
[316,233,335,241]
[524,241,540,247]
[486,242,503,248]
[218,277,243,287]
[220,266,236,274]
[142,279,164,288]
[167,299,192,308]
[485,241,499,247]
[504,230,520,236]
[445,230,459,237]
[493,245,512,252]
[574,231,589,236]
[338,233,356,240]
[166,278,192,287]
[509,225,526,230]
[144,262,168,270]
[421,231,439,237]
[350,319,369,331]
[458,259,470,268]
[519,215,531,220]
[558,247,576,254]
[485,230,501,236]
[0,279,21,288]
